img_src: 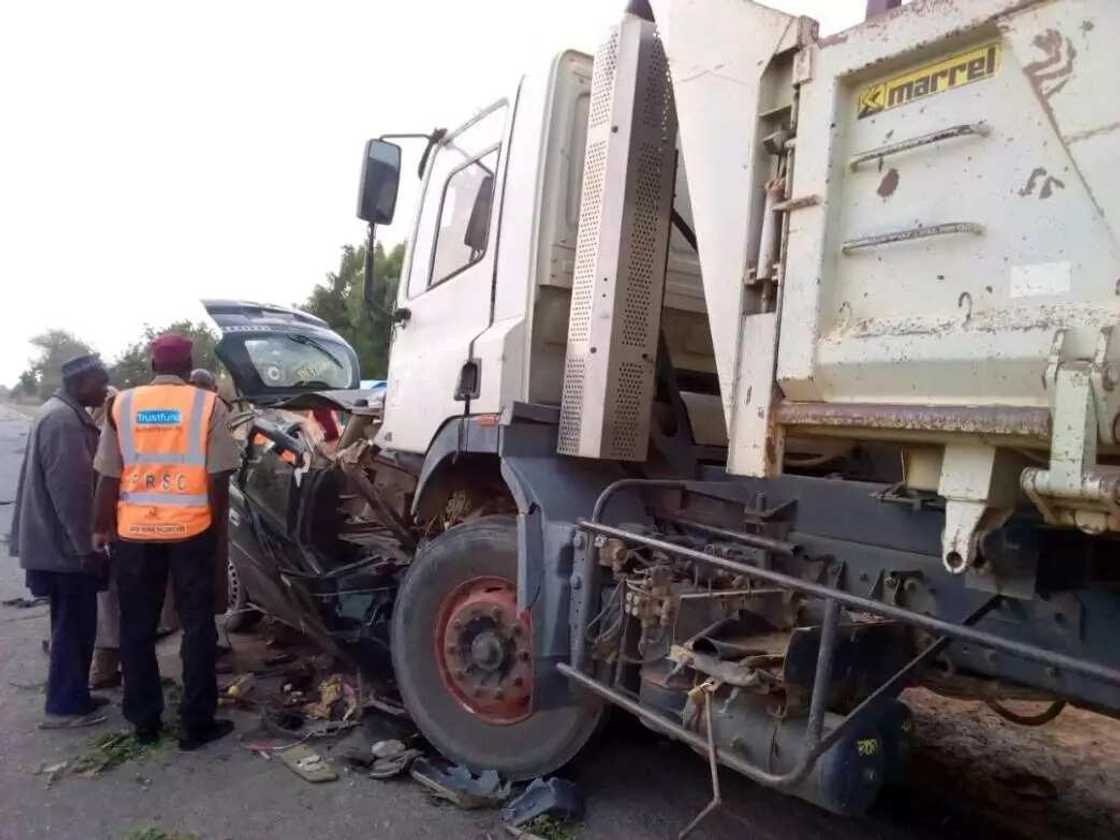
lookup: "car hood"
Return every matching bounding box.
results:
[272,388,384,413]
[202,299,362,405]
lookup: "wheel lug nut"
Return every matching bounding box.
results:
[495,690,504,699]
[519,652,530,662]
[513,677,524,687]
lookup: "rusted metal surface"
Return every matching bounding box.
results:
[876,168,899,198]
[831,301,1120,341]
[771,194,820,212]
[1018,24,1106,217]
[775,401,1052,439]
[435,576,534,725]
[336,440,418,551]
[848,122,989,171]
[1064,120,1120,145]
[865,0,902,19]
[841,222,984,255]
[669,644,767,689]
[660,514,803,557]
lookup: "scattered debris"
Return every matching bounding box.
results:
[303,719,359,739]
[9,680,46,691]
[278,744,338,783]
[340,747,375,772]
[72,729,166,776]
[120,824,199,840]
[266,709,304,732]
[369,748,422,779]
[303,673,359,721]
[371,738,406,759]
[504,826,545,840]
[502,778,584,828]
[303,674,344,719]
[410,757,511,809]
[1,596,48,609]
[365,739,422,779]
[361,702,415,742]
[220,674,255,706]
[33,761,69,787]
[363,693,409,718]
[508,816,580,840]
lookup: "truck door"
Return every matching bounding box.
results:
[378,102,509,454]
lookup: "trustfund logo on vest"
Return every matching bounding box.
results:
[136,409,183,426]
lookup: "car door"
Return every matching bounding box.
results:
[202,300,361,643]
[377,101,509,454]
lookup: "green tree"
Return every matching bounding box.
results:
[303,241,404,380]
[109,321,221,389]
[19,330,97,400]
[13,369,39,399]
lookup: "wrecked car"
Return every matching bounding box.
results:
[206,300,416,673]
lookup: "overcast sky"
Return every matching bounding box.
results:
[0,0,865,385]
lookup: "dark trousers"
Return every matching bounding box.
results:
[26,569,100,716]
[114,528,218,733]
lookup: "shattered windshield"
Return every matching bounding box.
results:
[243,334,356,390]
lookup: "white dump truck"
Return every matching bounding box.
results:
[334,0,1120,823]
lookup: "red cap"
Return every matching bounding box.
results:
[149,333,193,368]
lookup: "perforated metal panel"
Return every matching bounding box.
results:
[558,15,677,461]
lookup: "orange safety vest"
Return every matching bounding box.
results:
[112,384,217,541]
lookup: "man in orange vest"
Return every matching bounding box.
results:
[92,334,241,750]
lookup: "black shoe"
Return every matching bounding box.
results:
[135,721,163,745]
[178,718,234,751]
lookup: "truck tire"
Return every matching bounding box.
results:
[391,516,602,781]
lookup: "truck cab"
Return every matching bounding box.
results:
[371,50,720,456]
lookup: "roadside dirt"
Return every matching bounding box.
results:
[2,406,1118,839]
[898,688,1120,840]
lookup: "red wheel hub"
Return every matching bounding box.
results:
[434,576,533,725]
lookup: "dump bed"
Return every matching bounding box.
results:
[780,0,1120,414]
[650,0,1120,568]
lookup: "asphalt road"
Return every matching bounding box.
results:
[0,404,1113,840]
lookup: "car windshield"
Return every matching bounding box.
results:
[243,334,356,390]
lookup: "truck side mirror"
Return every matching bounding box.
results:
[357,139,402,225]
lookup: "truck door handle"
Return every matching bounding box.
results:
[392,307,412,324]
